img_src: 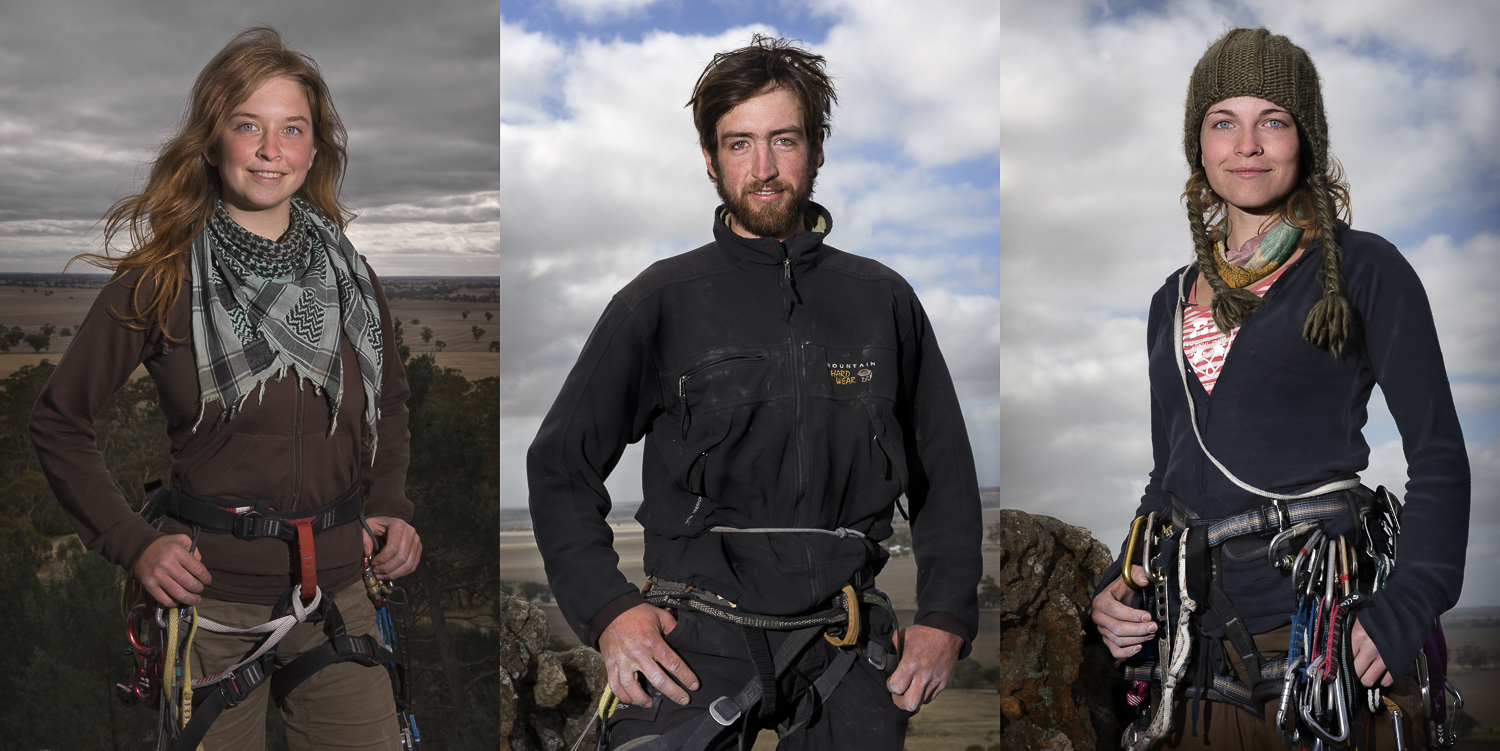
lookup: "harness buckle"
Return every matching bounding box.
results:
[231,511,265,540]
[709,696,742,726]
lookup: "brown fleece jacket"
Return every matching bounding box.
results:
[30,263,412,605]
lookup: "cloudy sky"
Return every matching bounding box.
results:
[0,0,499,276]
[1002,1,1500,607]
[500,2,1001,509]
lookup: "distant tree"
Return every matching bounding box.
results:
[5,327,25,348]
[978,574,1001,609]
[1456,644,1486,671]
[435,341,446,352]
[40,323,55,337]
[518,581,552,603]
[410,318,419,325]
[59,328,71,338]
[461,310,469,320]
[498,581,513,597]
[392,318,411,364]
[980,666,1000,690]
[470,326,484,342]
[421,326,433,345]
[24,333,49,353]
[483,311,492,322]
[987,521,1002,546]
[488,341,499,353]
[950,658,984,690]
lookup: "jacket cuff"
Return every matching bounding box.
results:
[586,590,649,649]
[916,611,973,661]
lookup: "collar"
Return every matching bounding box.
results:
[712,201,833,279]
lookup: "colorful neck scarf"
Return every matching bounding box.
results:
[1212,217,1303,289]
[190,197,386,458]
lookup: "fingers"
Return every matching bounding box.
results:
[1091,582,1156,657]
[1131,565,1150,587]
[136,535,212,607]
[369,518,422,579]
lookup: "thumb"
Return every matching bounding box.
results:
[1132,565,1149,586]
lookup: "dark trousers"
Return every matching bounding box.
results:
[604,604,911,750]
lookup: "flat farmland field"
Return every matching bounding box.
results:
[0,277,497,380]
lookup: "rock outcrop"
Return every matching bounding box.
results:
[998,509,1119,751]
[500,593,608,751]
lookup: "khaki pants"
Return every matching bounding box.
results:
[191,582,401,751]
[1157,625,1428,750]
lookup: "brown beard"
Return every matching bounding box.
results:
[714,161,818,239]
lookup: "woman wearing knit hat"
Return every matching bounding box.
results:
[1090,28,1469,750]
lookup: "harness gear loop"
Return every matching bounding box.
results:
[823,584,861,648]
[121,479,416,751]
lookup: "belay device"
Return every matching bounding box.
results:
[115,480,419,750]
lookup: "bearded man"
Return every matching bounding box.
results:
[527,35,982,750]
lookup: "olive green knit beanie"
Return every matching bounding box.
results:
[1183,28,1350,354]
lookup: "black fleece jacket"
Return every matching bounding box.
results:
[527,203,982,653]
[1096,224,1469,677]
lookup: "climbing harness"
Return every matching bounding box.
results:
[1115,271,1462,748]
[580,568,899,751]
[114,480,418,750]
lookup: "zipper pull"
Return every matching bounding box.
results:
[679,375,690,439]
[784,257,791,281]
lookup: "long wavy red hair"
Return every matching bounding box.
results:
[73,26,351,340]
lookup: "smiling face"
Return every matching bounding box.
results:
[703,86,820,241]
[205,76,317,238]
[1199,96,1301,225]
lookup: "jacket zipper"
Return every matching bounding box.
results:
[677,354,767,439]
[781,250,809,532]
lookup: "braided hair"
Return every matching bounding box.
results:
[1184,28,1352,355]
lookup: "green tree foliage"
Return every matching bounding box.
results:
[399,354,499,744]
[470,325,484,342]
[420,327,433,345]
[0,351,499,747]
[24,333,49,352]
[483,311,492,323]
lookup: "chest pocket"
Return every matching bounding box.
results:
[667,348,775,498]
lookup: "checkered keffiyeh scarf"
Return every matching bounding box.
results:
[190,197,385,459]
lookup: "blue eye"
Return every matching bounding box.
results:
[236,122,257,132]
[284,125,303,135]
[1265,119,1288,129]
[1212,120,1233,130]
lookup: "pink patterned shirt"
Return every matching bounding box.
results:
[1182,264,1291,393]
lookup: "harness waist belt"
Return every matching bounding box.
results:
[150,481,364,543]
[1171,489,1366,547]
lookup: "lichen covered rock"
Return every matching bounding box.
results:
[499,592,608,750]
[998,509,1119,751]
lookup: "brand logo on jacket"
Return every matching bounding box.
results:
[829,361,875,386]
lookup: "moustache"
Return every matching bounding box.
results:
[744,181,794,196]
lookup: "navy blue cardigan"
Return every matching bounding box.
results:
[1107,224,1469,677]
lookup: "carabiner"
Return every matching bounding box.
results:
[1276,654,1303,750]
